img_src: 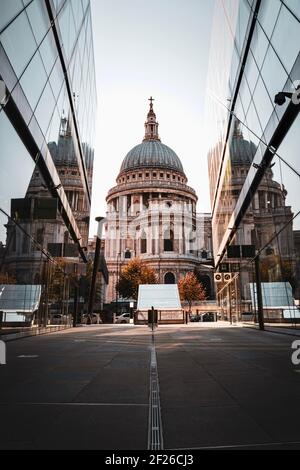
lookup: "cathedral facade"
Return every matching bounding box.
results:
[104,99,213,304]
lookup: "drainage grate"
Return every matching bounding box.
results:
[148,334,164,450]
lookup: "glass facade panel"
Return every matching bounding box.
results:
[271,3,300,74]
[272,156,300,226]
[207,0,300,329]
[38,30,58,76]
[49,56,64,100]
[53,0,63,15]
[257,0,281,38]
[235,0,251,55]
[81,0,89,14]
[237,75,252,115]
[19,49,48,110]
[0,0,97,334]
[33,82,56,136]
[252,76,276,133]
[245,100,263,139]
[0,0,24,33]
[0,10,36,78]
[25,0,51,45]
[283,0,300,21]
[243,52,260,95]
[71,0,84,33]
[260,43,290,100]
[250,22,269,70]
[0,112,35,222]
[277,111,300,173]
[57,1,77,64]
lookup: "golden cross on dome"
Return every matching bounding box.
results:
[148,96,154,108]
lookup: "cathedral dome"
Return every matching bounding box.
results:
[230,120,257,164]
[120,140,184,173]
[119,97,185,175]
[230,136,257,164]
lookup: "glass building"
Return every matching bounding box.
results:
[0,0,97,332]
[206,0,300,328]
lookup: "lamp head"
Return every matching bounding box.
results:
[274,91,293,106]
[274,92,286,106]
[95,216,106,239]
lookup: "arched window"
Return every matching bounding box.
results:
[11,227,16,252]
[124,249,131,259]
[140,230,147,254]
[36,228,44,245]
[64,230,69,245]
[189,230,196,253]
[164,228,174,251]
[22,233,29,254]
[164,272,175,284]
[196,274,211,299]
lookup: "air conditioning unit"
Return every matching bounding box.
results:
[223,272,233,282]
[214,273,223,283]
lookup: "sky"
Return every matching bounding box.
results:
[89,0,215,236]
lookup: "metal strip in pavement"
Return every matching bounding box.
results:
[148,333,164,450]
[17,355,39,358]
[0,402,148,407]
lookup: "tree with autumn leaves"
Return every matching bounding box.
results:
[116,258,157,300]
[178,272,206,311]
[0,272,16,284]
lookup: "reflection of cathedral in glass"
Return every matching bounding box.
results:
[225,120,293,257]
[206,0,300,324]
[47,112,94,246]
[0,0,97,328]
[2,114,93,284]
[211,118,298,313]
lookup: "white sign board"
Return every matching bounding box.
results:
[137,284,181,310]
[0,284,41,313]
[249,282,294,308]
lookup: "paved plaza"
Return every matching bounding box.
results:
[0,324,300,450]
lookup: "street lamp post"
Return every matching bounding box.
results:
[87,216,106,324]
[254,253,264,331]
[115,252,121,317]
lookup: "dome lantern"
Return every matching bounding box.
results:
[143,96,160,142]
[118,98,185,176]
